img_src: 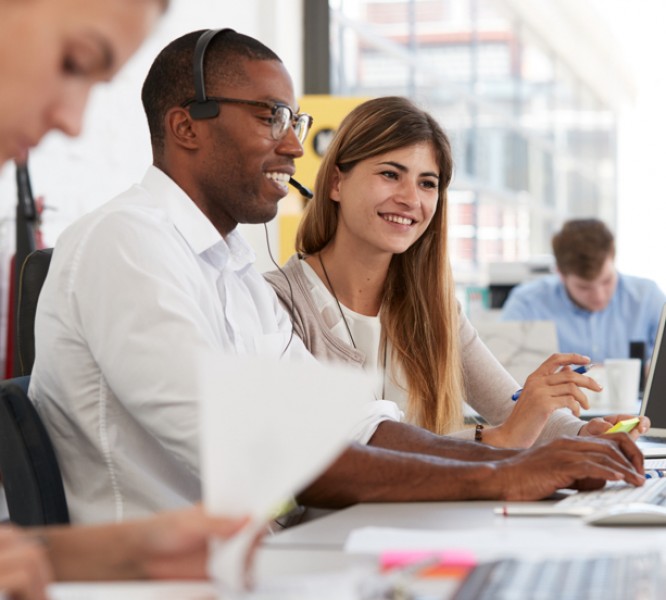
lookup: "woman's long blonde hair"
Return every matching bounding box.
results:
[296,96,464,434]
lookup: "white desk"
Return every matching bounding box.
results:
[50,501,666,599]
[268,500,666,561]
[268,502,505,549]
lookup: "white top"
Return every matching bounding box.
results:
[29,166,400,524]
[301,261,407,408]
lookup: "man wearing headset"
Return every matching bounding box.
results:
[31,29,645,527]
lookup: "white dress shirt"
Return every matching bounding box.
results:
[29,166,399,524]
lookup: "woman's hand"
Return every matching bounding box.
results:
[580,414,650,440]
[483,353,601,448]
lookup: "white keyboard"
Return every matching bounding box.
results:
[555,478,666,515]
[645,458,666,469]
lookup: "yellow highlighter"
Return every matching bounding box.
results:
[606,417,640,434]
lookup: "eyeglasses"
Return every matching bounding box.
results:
[182,96,313,144]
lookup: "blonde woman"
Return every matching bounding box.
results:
[266,96,647,447]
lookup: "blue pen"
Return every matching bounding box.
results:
[511,364,595,401]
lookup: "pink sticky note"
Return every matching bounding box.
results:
[380,549,477,570]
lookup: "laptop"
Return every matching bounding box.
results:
[638,303,666,457]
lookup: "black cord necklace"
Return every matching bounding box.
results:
[317,252,387,398]
[318,252,357,349]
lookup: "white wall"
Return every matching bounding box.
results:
[0,0,304,372]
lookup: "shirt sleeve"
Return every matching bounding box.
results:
[348,400,404,444]
[458,309,519,426]
[449,308,584,442]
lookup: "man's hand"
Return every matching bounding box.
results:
[495,435,645,501]
[0,525,52,600]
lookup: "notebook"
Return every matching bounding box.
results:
[638,303,666,457]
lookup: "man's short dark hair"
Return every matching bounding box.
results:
[552,218,615,280]
[141,29,280,157]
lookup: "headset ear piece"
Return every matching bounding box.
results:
[189,28,234,122]
[188,100,220,120]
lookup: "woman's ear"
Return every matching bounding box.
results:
[329,166,342,202]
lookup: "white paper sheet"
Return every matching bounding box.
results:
[49,581,216,600]
[199,355,373,593]
[49,570,370,600]
[345,525,666,561]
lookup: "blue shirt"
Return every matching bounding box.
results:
[500,273,666,362]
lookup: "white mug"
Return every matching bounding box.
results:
[604,358,641,412]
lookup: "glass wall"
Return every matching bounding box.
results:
[329,0,620,284]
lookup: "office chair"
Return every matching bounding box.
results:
[16,248,52,376]
[0,378,70,525]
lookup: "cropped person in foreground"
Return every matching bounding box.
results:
[0,2,253,599]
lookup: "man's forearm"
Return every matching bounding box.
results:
[298,442,503,507]
[368,420,519,460]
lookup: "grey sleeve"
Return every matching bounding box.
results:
[450,307,584,442]
[459,309,519,427]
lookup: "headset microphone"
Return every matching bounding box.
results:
[288,177,313,200]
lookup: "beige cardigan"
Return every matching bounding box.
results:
[264,255,584,442]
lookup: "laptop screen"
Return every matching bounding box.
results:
[641,303,666,434]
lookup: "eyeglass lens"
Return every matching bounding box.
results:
[273,106,310,144]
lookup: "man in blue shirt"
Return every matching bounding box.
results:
[501,219,665,363]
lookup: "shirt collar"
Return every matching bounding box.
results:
[204,231,256,274]
[140,166,255,273]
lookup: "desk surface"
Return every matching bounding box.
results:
[50,501,666,599]
[268,501,506,549]
[268,499,666,560]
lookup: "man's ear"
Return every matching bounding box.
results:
[329,166,342,202]
[165,106,200,150]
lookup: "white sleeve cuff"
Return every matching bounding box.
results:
[348,399,403,445]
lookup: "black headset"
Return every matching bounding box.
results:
[188,28,234,120]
